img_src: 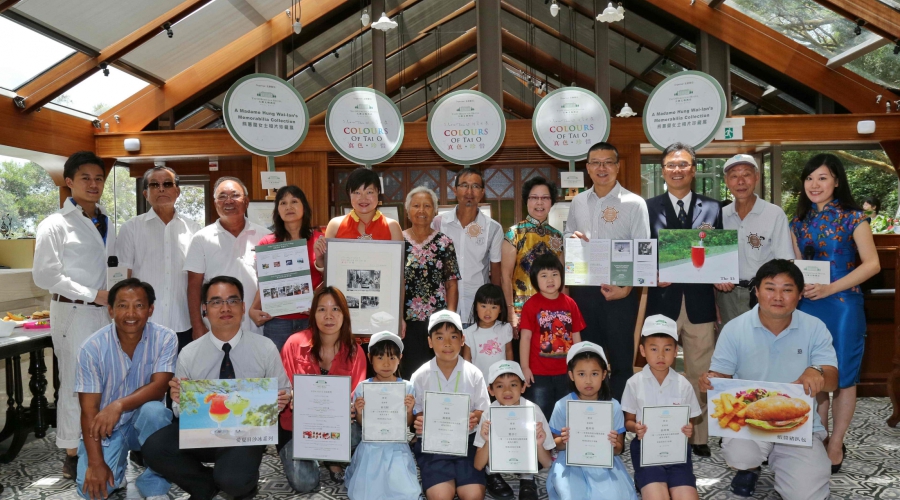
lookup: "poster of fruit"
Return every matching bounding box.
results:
[657,229,739,284]
[707,378,813,447]
[179,378,279,449]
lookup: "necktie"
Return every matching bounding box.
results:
[677,200,688,227]
[220,343,235,379]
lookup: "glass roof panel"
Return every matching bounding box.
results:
[876,0,900,9]
[844,43,900,89]
[51,66,147,116]
[0,17,75,91]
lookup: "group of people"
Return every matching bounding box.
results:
[29,140,878,500]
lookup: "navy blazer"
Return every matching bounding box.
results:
[646,192,723,324]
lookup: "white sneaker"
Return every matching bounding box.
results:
[145,495,169,500]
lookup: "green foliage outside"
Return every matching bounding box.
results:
[658,229,738,266]
[0,160,58,234]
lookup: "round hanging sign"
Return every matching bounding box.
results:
[223,73,309,156]
[325,87,404,165]
[642,70,727,151]
[427,90,506,165]
[532,87,611,162]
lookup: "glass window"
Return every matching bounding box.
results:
[101,165,136,233]
[0,155,58,236]
[52,66,147,116]
[0,17,75,91]
[175,184,207,227]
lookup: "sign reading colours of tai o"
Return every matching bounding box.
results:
[532,87,611,162]
[223,73,309,156]
[642,70,727,152]
[427,90,506,165]
[325,88,404,166]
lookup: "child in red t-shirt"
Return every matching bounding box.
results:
[518,253,585,421]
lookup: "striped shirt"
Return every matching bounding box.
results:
[76,321,178,436]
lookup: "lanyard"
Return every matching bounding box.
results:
[435,370,461,392]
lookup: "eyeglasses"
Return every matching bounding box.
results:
[663,162,694,171]
[528,196,552,202]
[204,297,242,307]
[457,183,484,191]
[147,181,176,191]
[586,160,618,169]
[215,193,244,202]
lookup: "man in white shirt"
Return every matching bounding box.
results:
[716,155,794,326]
[432,168,503,325]
[184,177,271,338]
[118,166,200,351]
[32,151,116,477]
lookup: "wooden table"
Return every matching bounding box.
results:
[0,328,56,462]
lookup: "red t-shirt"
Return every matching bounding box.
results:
[257,230,323,320]
[518,293,586,376]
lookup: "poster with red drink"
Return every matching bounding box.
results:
[658,229,739,284]
[179,378,279,449]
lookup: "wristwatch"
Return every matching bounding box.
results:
[808,365,824,376]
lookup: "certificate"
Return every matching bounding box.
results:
[256,238,314,316]
[793,260,830,285]
[640,405,690,466]
[362,382,408,443]
[488,406,538,474]
[421,392,470,456]
[565,400,614,468]
[292,375,352,462]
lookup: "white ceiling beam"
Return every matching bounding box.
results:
[826,36,891,68]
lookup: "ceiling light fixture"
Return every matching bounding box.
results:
[361,9,370,27]
[597,2,624,23]
[550,0,559,17]
[854,19,864,36]
[293,21,302,34]
[333,50,339,58]
[617,103,637,117]
[163,22,173,38]
[372,12,397,31]
[99,62,110,77]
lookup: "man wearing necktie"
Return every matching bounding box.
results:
[645,142,723,458]
[141,276,291,500]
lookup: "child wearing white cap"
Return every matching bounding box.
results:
[473,360,555,500]
[344,331,420,500]
[621,315,701,500]
[546,341,638,500]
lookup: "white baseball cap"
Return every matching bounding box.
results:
[641,314,679,341]
[487,360,526,384]
[566,341,608,366]
[428,309,463,333]
[369,331,404,353]
[723,154,759,173]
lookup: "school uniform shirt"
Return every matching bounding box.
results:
[183,218,271,334]
[518,293,586,376]
[432,208,503,322]
[117,209,200,332]
[463,322,514,379]
[620,365,701,423]
[722,195,794,281]
[411,356,490,432]
[564,182,650,241]
[473,397,555,451]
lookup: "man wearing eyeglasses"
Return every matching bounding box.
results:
[184,177,271,338]
[118,166,201,352]
[433,167,503,326]
[142,276,291,500]
[646,142,723,457]
[564,142,650,401]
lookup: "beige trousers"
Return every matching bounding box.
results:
[723,431,830,500]
[675,297,715,445]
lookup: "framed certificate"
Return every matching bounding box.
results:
[640,405,690,467]
[292,375,352,462]
[362,382,408,443]
[488,406,538,474]
[565,400,614,468]
[793,259,830,285]
[422,391,470,456]
[325,238,405,335]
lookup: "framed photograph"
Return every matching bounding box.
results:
[658,229,739,284]
[325,238,404,335]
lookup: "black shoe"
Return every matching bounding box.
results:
[831,444,846,475]
[691,444,711,457]
[730,469,760,497]
[486,473,514,498]
[328,468,345,484]
[62,454,78,479]
[129,450,144,467]
[519,478,538,500]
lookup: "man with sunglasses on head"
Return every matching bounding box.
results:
[118,166,200,352]
[184,177,271,339]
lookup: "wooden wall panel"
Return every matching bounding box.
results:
[251,152,330,227]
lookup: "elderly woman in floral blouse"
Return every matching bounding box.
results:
[400,186,460,376]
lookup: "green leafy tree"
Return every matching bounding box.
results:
[175,184,207,226]
[0,160,59,233]
[100,166,136,232]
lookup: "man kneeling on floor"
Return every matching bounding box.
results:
[76,278,177,500]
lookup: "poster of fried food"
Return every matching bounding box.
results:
[707,378,813,447]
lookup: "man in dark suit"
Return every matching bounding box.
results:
[647,142,723,457]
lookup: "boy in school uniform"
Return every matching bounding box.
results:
[621,315,702,500]
[473,360,555,500]
[412,310,491,500]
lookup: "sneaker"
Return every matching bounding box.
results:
[730,469,760,497]
[62,454,78,479]
[486,473,514,498]
[519,478,539,500]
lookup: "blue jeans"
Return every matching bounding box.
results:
[279,421,362,493]
[76,401,173,498]
[524,374,571,425]
[264,317,309,352]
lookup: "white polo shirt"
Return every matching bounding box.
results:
[565,182,650,241]
[183,218,271,334]
[722,196,794,281]
[33,199,116,302]
[473,397,556,450]
[118,209,200,332]
[411,356,490,425]
[432,208,503,322]
[621,364,702,423]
